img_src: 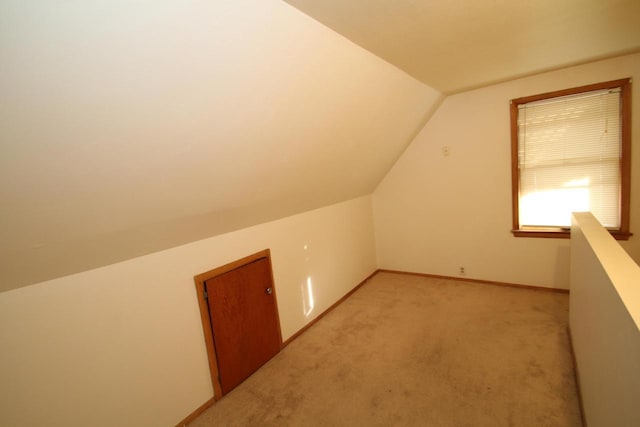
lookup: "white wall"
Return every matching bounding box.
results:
[570,212,640,427]
[0,196,377,427]
[373,53,640,289]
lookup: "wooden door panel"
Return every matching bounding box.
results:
[205,257,281,394]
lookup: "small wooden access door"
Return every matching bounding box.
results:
[194,249,282,398]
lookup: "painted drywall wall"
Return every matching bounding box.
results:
[0,196,377,427]
[569,212,640,427]
[373,53,640,289]
[0,0,441,292]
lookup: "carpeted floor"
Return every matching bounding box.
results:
[189,272,582,427]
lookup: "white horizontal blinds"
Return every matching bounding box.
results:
[518,88,621,228]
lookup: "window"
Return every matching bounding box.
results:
[510,78,631,240]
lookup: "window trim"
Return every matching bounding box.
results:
[510,78,632,240]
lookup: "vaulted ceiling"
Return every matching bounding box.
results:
[285,0,640,93]
[2,0,639,292]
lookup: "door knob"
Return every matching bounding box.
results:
[265,287,273,295]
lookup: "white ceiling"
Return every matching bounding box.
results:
[0,0,441,291]
[3,0,639,292]
[284,0,640,94]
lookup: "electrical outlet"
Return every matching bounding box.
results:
[459,266,465,275]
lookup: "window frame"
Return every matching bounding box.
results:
[510,78,632,240]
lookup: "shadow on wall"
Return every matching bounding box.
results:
[554,245,571,288]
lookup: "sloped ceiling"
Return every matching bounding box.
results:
[4,1,639,293]
[284,0,640,94]
[0,0,442,291]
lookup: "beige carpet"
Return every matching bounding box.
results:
[189,272,582,427]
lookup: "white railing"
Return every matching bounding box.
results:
[570,212,640,427]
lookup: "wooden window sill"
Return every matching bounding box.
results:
[512,229,632,241]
